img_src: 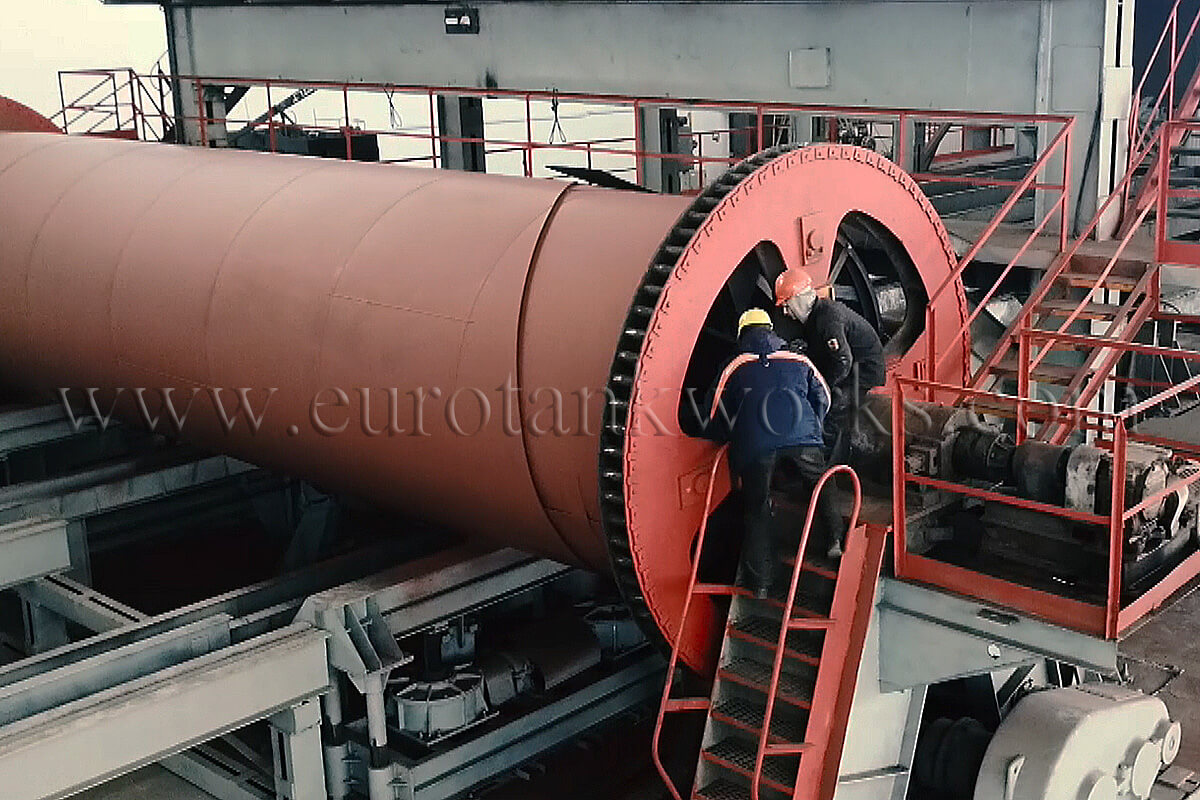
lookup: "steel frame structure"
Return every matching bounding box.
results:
[54,68,1073,204]
[891,365,1200,641]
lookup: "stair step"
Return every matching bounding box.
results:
[711,698,809,743]
[729,615,823,665]
[783,555,839,581]
[718,658,815,709]
[1057,270,1141,292]
[989,356,1083,385]
[788,617,836,631]
[702,738,799,795]
[694,779,752,800]
[1036,299,1123,319]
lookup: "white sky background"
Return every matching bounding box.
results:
[3,0,166,118]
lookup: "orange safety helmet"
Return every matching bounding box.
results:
[774,268,815,306]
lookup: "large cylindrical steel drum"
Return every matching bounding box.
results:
[0,125,967,668]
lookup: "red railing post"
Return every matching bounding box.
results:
[1157,123,1172,262]
[57,72,70,134]
[633,99,644,187]
[429,90,440,169]
[1170,12,1179,115]
[892,375,908,577]
[1060,122,1073,247]
[1017,328,1031,444]
[109,72,121,132]
[344,86,353,161]
[1107,418,1127,638]
[265,81,277,154]
[195,80,208,148]
[524,93,534,178]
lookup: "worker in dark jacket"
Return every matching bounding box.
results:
[706,308,843,596]
[775,268,885,464]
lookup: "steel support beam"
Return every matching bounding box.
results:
[269,699,327,800]
[0,404,97,454]
[878,578,1118,690]
[0,518,70,591]
[0,624,329,800]
[436,95,486,172]
[0,454,256,526]
[15,573,145,633]
[0,616,233,725]
[160,747,274,800]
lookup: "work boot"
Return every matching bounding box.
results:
[826,538,843,561]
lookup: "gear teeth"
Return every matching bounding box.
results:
[598,144,803,659]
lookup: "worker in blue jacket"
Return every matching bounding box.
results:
[706,308,843,597]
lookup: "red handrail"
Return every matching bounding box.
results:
[651,444,729,800]
[751,464,862,800]
[927,121,1074,382]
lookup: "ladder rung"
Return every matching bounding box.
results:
[788,617,835,631]
[763,742,814,756]
[990,356,1082,385]
[793,558,839,581]
[693,583,738,596]
[718,660,814,708]
[665,698,710,712]
[1037,299,1123,319]
[1057,270,1140,292]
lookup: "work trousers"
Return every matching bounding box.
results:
[736,445,845,592]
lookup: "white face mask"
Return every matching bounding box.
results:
[784,291,817,323]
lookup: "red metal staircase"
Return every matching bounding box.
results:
[967,200,1160,444]
[944,0,1200,442]
[1119,0,1200,239]
[651,449,886,800]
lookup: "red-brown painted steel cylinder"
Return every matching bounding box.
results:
[0,98,60,135]
[0,131,687,569]
[0,127,968,669]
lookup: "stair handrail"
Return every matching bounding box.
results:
[652,444,729,800]
[924,120,1073,383]
[751,464,862,800]
[1025,202,1154,380]
[1036,266,1159,444]
[1130,0,1200,159]
[968,128,1165,391]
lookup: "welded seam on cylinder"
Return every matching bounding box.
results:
[325,294,467,322]
[309,173,449,386]
[449,189,573,387]
[509,182,598,567]
[0,134,71,183]
[104,157,216,376]
[197,160,329,388]
[19,146,139,336]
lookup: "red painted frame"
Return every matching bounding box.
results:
[893,369,1200,640]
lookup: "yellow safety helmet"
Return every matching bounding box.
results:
[737,308,773,337]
